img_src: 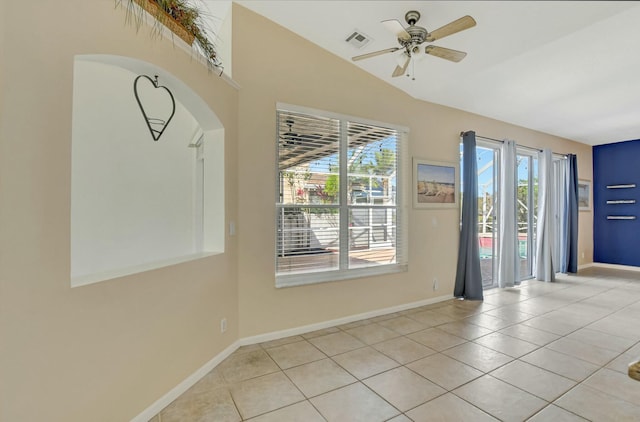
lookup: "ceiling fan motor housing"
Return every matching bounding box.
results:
[405,26,427,45]
[402,11,427,46]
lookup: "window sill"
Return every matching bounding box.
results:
[71,251,221,288]
[275,263,408,288]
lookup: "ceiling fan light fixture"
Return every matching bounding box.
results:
[396,52,408,66]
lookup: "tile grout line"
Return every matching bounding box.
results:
[155,269,640,421]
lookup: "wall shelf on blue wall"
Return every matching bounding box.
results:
[606,200,636,204]
[606,216,636,220]
[606,184,636,189]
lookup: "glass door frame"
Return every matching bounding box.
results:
[515,149,538,281]
[475,139,501,289]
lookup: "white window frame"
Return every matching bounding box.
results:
[275,103,408,288]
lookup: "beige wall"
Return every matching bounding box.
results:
[233,4,593,338]
[0,2,239,421]
[0,2,594,421]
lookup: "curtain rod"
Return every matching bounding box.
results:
[460,132,569,158]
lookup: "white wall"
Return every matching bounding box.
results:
[71,59,207,283]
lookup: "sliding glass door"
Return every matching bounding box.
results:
[460,141,500,289]
[478,143,500,288]
[461,140,540,289]
[516,151,538,280]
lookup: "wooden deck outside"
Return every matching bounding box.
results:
[277,247,396,274]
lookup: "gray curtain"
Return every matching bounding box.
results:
[454,131,483,300]
[535,149,555,282]
[555,159,569,273]
[565,154,579,273]
[497,140,520,287]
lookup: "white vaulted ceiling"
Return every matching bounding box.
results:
[232,1,640,146]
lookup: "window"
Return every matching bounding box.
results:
[276,104,408,287]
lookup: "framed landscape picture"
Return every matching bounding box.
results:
[578,179,591,211]
[413,158,459,209]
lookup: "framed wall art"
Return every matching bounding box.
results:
[578,179,591,211]
[413,158,459,209]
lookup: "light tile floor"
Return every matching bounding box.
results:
[151,267,640,421]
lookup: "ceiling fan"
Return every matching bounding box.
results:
[279,119,321,148]
[352,10,476,78]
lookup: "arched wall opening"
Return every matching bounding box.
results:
[71,55,224,287]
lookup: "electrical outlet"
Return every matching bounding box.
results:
[220,318,227,333]
[432,278,439,291]
[581,252,585,259]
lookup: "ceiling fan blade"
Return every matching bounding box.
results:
[382,19,411,41]
[425,45,467,62]
[392,54,410,77]
[352,47,400,61]
[426,15,476,42]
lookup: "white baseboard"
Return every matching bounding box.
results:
[130,340,239,422]
[238,294,453,346]
[130,293,452,421]
[587,262,640,272]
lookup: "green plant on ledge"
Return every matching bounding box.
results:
[118,0,224,74]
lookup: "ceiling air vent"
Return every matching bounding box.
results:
[345,30,371,49]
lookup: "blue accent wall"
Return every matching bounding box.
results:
[593,139,640,267]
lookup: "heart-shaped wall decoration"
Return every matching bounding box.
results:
[134,74,176,141]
